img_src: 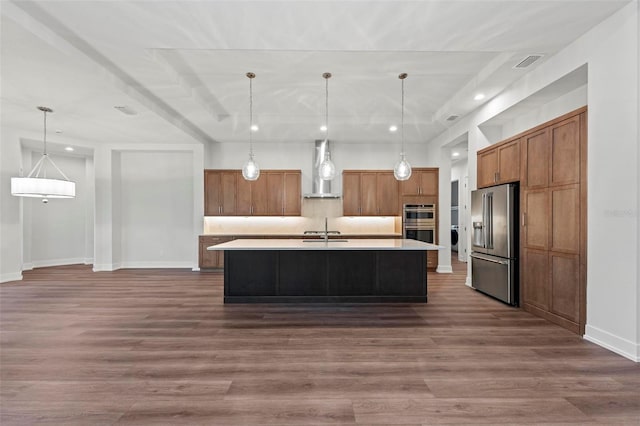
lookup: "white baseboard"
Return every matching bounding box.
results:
[192,267,200,272]
[584,324,640,362]
[26,258,86,269]
[93,263,120,272]
[119,261,193,269]
[84,258,94,265]
[436,265,453,273]
[465,276,472,287]
[1,272,23,283]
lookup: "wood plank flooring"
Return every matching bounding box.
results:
[1,257,639,425]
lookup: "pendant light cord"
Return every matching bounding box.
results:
[43,109,48,156]
[249,75,253,157]
[325,74,329,142]
[401,76,405,156]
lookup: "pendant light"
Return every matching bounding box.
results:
[318,72,336,180]
[394,73,412,181]
[242,72,260,181]
[11,106,76,200]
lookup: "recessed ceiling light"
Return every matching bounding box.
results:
[452,151,460,157]
[55,129,63,134]
[320,125,327,132]
[250,124,259,132]
[389,125,398,132]
[474,93,485,101]
[65,146,74,152]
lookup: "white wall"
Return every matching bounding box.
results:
[451,158,469,262]
[429,2,639,361]
[500,85,587,139]
[584,4,639,361]
[0,128,25,283]
[92,145,203,271]
[23,153,91,268]
[118,151,194,268]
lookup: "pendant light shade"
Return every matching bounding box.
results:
[318,72,336,180]
[394,73,412,181]
[318,150,336,180]
[394,153,412,181]
[242,153,260,181]
[11,106,76,199]
[242,72,260,181]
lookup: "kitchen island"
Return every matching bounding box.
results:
[208,239,441,303]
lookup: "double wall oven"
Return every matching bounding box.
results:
[403,204,436,244]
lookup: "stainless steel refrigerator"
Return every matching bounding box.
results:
[470,183,518,306]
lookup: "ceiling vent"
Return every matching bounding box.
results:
[446,115,459,122]
[114,105,137,116]
[514,55,544,69]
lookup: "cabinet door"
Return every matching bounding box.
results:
[427,251,438,270]
[550,252,580,322]
[266,172,284,216]
[477,149,498,188]
[251,174,269,215]
[236,174,252,216]
[551,185,580,254]
[360,173,378,216]
[377,172,399,216]
[523,129,549,189]
[550,117,580,186]
[342,172,361,216]
[497,140,520,183]
[204,171,221,216]
[220,172,237,215]
[283,172,301,216]
[419,169,439,196]
[199,236,223,268]
[523,189,549,251]
[521,248,549,310]
[399,172,421,195]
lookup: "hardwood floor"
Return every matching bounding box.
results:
[1,257,638,425]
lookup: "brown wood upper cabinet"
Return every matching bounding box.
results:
[477,139,520,188]
[342,170,399,216]
[265,171,301,216]
[522,116,581,189]
[204,170,238,216]
[204,169,301,216]
[399,168,438,196]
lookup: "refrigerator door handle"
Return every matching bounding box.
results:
[486,192,493,249]
[471,253,509,265]
[482,193,487,248]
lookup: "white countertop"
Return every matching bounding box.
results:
[208,238,442,251]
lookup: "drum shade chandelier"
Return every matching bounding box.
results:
[318,72,336,180]
[242,72,260,181]
[11,106,76,200]
[393,73,412,181]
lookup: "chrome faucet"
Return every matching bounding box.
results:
[324,217,329,242]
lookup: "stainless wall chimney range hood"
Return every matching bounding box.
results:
[304,139,341,199]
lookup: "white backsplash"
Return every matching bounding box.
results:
[204,198,401,235]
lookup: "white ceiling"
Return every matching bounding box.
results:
[0,1,630,150]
